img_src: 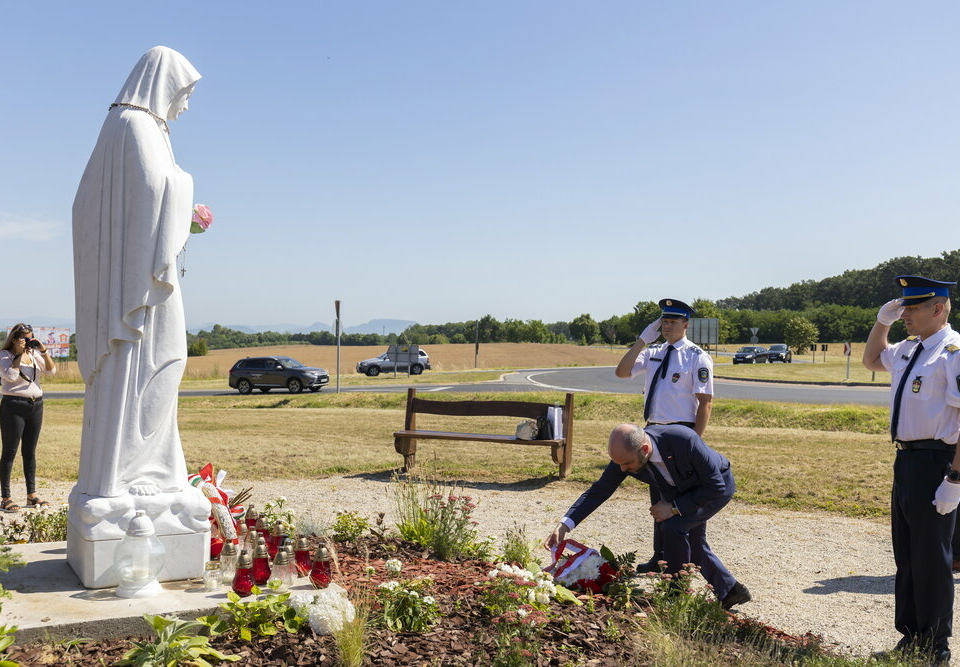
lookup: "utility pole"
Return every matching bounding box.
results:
[335,300,341,394]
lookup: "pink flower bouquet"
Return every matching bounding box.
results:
[190,204,213,234]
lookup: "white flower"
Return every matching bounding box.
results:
[535,590,551,605]
[289,584,355,636]
[487,570,499,579]
[408,590,420,599]
[379,580,400,591]
[278,496,287,502]
[517,608,529,618]
[385,558,403,573]
[527,589,536,603]
[553,551,606,587]
[422,595,436,605]
[364,566,376,576]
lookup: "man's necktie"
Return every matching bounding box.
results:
[890,342,924,442]
[644,344,675,422]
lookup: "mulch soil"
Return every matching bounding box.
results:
[7,537,817,666]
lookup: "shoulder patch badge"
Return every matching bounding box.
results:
[947,344,960,353]
[698,367,709,382]
[671,372,681,383]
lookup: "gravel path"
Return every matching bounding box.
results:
[31,475,936,660]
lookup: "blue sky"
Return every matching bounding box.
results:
[2,2,959,330]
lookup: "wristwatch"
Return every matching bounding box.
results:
[671,503,681,516]
[948,469,960,483]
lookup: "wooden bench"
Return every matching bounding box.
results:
[393,388,574,478]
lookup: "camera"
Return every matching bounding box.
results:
[26,339,41,350]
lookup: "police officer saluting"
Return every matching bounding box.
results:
[615,299,714,573]
[863,275,960,664]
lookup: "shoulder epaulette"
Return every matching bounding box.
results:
[690,345,703,355]
[947,344,960,353]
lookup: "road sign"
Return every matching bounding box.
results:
[750,328,759,335]
[843,342,852,356]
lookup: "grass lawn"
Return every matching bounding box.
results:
[715,358,889,384]
[33,392,894,519]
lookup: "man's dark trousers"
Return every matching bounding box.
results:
[657,466,737,599]
[892,448,955,651]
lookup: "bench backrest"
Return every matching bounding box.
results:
[403,388,574,438]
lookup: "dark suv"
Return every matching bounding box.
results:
[229,356,330,394]
[766,344,793,363]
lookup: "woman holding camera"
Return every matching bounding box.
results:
[0,324,56,512]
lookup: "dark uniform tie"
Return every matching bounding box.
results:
[890,341,923,442]
[644,344,675,422]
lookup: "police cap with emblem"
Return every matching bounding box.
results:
[895,275,957,305]
[658,298,696,320]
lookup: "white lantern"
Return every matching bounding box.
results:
[114,511,166,598]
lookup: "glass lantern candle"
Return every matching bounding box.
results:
[294,536,312,576]
[219,541,239,584]
[203,560,222,592]
[114,511,166,598]
[267,550,294,592]
[309,546,332,589]
[255,516,268,537]
[232,550,255,597]
[244,506,259,530]
[267,523,286,560]
[252,542,272,585]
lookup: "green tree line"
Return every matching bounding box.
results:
[187,251,960,353]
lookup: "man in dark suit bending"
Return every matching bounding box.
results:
[546,423,751,610]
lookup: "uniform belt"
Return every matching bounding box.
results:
[894,439,955,452]
[647,421,696,429]
[1,395,42,404]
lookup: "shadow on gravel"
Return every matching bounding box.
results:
[803,574,895,595]
[345,470,557,492]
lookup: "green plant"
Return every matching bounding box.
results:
[259,496,296,533]
[501,523,538,568]
[115,613,238,666]
[376,579,440,632]
[482,563,556,617]
[333,581,373,667]
[331,511,369,542]
[392,471,492,560]
[0,506,68,543]
[200,586,304,642]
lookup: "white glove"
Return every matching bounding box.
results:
[639,318,662,345]
[932,478,960,515]
[877,298,905,326]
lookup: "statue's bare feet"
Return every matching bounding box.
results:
[129,480,161,496]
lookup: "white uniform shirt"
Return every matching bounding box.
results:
[880,325,960,444]
[630,337,713,424]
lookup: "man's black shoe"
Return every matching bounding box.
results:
[636,555,665,574]
[720,582,751,610]
[931,647,951,665]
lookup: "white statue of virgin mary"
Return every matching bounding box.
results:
[68,46,210,588]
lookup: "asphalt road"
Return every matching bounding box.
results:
[44,366,890,405]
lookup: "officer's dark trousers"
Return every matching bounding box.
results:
[659,468,738,600]
[892,449,955,651]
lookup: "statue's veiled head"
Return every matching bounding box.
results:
[114,46,201,123]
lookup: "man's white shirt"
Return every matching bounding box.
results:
[630,336,713,424]
[880,324,960,444]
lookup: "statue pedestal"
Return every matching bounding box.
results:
[66,486,211,589]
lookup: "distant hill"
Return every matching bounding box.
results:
[344,319,417,335]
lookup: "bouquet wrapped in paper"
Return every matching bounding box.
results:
[188,463,247,555]
[544,539,620,594]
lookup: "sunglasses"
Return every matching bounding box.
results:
[14,325,33,337]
